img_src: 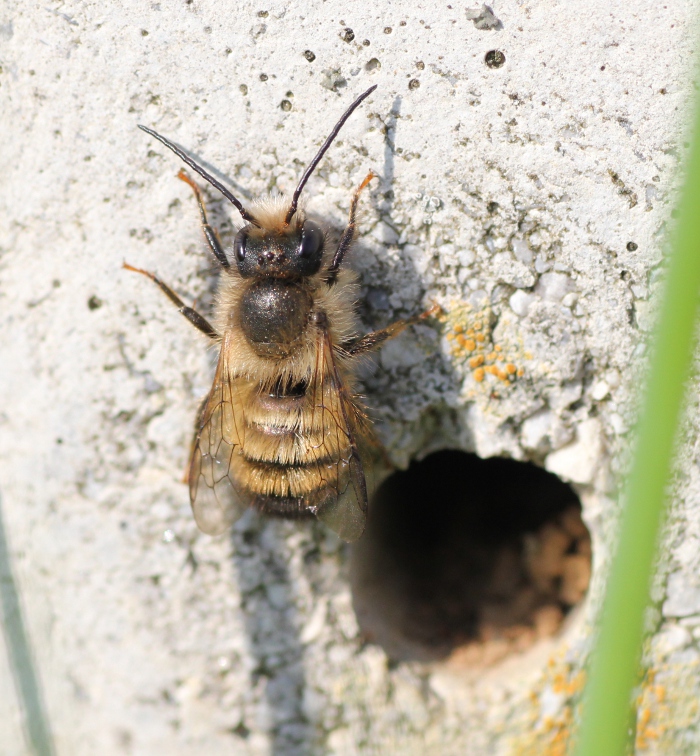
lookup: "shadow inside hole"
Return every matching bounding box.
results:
[350,450,591,663]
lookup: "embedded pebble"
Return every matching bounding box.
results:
[663,572,700,618]
[520,409,555,451]
[458,248,476,266]
[591,380,610,400]
[511,238,533,265]
[545,419,602,485]
[535,255,551,273]
[509,290,536,317]
[536,271,574,302]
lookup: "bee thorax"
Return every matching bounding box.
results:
[239,279,313,358]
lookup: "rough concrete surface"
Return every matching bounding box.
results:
[1,1,700,754]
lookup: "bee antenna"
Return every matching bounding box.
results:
[138,125,261,227]
[284,84,378,227]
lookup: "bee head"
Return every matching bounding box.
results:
[231,85,376,280]
[234,219,325,279]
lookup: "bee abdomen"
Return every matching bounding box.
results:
[236,454,342,498]
[250,494,313,519]
[250,487,337,519]
[243,418,346,466]
[232,373,352,506]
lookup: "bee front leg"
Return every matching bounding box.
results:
[123,263,219,340]
[344,304,441,356]
[177,169,230,269]
[325,171,376,286]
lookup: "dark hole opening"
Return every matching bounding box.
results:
[351,450,591,665]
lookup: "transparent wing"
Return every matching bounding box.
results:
[310,325,372,542]
[188,327,373,541]
[188,340,251,535]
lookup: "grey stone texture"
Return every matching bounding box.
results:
[1,0,700,753]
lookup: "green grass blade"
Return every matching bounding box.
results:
[574,92,700,754]
[0,491,56,756]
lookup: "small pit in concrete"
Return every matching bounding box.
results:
[351,450,591,665]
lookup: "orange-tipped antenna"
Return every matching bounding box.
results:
[284,84,378,227]
[138,125,261,227]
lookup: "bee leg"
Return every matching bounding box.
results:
[123,263,219,340]
[325,171,376,285]
[345,304,441,356]
[177,169,230,269]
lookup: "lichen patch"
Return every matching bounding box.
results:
[440,301,530,395]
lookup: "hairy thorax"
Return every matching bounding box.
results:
[239,279,314,358]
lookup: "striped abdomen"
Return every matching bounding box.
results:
[231,377,352,517]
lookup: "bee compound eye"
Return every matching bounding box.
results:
[298,221,324,259]
[234,229,248,262]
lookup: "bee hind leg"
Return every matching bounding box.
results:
[122,262,219,340]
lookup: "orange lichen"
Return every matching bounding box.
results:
[455,334,476,352]
[439,302,530,388]
[635,669,673,752]
[511,656,588,756]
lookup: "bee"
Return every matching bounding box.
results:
[125,85,436,541]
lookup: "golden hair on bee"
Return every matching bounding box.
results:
[126,85,437,542]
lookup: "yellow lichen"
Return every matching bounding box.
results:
[438,301,530,390]
[511,654,587,756]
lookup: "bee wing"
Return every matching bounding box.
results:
[311,324,371,542]
[188,342,250,535]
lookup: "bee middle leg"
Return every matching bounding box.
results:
[123,263,219,340]
[345,304,441,356]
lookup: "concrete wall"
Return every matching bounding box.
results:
[1,1,698,753]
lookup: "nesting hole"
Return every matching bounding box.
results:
[351,450,591,666]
